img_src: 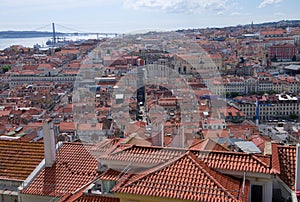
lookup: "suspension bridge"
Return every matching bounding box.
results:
[33,22,119,43]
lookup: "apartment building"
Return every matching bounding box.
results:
[234,94,300,121]
[269,44,297,61]
[211,74,300,96]
[9,71,77,87]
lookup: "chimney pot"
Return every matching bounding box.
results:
[43,120,56,167]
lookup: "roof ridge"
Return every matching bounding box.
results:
[108,144,134,155]
[196,149,253,156]
[107,144,188,156]
[189,138,206,148]
[252,155,271,168]
[190,138,230,151]
[112,152,188,192]
[114,151,240,201]
[277,145,296,149]
[195,150,275,175]
[271,143,281,174]
[130,144,188,151]
[186,152,240,200]
[63,142,95,146]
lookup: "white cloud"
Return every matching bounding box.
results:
[258,0,282,8]
[2,0,113,10]
[123,0,228,14]
[230,12,250,16]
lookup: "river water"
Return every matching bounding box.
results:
[0,34,100,50]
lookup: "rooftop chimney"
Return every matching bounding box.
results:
[43,119,56,167]
[161,124,164,147]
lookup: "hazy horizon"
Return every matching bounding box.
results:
[1,19,300,35]
[1,0,299,33]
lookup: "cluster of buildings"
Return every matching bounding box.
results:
[0,40,101,143]
[0,124,299,202]
[210,72,300,95]
[0,21,300,201]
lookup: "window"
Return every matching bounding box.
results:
[101,180,116,194]
[251,185,263,202]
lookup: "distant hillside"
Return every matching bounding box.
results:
[176,19,300,33]
[0,31,64,38]
[246,20,300,28]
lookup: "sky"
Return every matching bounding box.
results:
[0,0,299,33]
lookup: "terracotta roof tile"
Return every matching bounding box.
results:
[59,122,76,132]
[21,143,99,197]
[100,145,186,166]
[0,140,44,181]
[90,138,121,157]
[272,143,281,173]
[100,144,276,175]
[195,150,276,175]
[113,152,248,202]
[277,145,296,190]
[190,138,229,151]
[100,169,121,181]
[75,194,120,202]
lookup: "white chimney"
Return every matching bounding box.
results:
[161,124,164,147]
[296,143,300,197]
[43,119,56,167]
[181,126,185,148]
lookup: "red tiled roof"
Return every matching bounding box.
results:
[255,154,271,168]
[202,129,229,138]
[190,138,229,151]
[251,135,266,152]
[100,145,186,166]
[0,140,44,181]
[261,30,285,35]
[100,144,276,175]
[59,122,76,132]
[195,150,276,175]
[0,110,10,117]
[113,152,249,202]
[59,183,120,202]
[21,143,99,197]
[74,194,120,202]
[271,143,281,174]
[276,145,296,190]
[90,138,121,157]
[77,123,103,131]
[100,169,121,181]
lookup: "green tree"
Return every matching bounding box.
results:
[268,90,276,95]
[230,92,239,98]
[2,65,11,73]
[289,113,298,120]
[257,91,265,96]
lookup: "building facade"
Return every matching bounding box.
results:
[269,44,297,61]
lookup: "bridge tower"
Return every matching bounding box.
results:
[52,22,56,45]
